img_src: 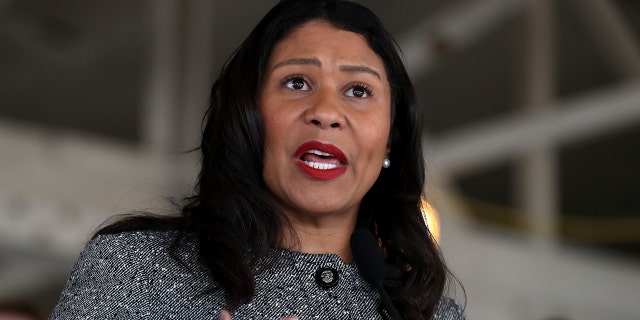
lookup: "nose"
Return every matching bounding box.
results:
[304,88,345,129]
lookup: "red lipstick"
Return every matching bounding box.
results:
[294,140,347,181]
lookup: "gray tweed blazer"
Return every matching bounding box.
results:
[50,231,465,319]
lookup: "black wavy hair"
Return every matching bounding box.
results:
[99,0,451,318]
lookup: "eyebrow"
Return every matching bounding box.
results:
[339,65,381,80]
[272,57,382,80]
[272,58,321,70]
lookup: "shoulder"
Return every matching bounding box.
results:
[432,296,466,320]
[50,230,216,319]
[73,230,194,271]
[86,230,184,257]
[72,229,205,285]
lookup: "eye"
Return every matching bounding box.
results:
[345,83,373,98]
[283,75,310,91]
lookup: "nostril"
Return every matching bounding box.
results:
[311,119,321,126]
[330,123,340,128]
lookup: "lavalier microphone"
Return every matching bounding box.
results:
[350,228,405,320]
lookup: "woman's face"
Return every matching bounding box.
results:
[259,20,391,220]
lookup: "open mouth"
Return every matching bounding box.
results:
[300,149,342,170]
[294,141,347,180]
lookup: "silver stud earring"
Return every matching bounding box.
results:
[383,158,391,168]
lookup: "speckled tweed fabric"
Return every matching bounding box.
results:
[50,231,465,319]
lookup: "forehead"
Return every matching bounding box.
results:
[267,20,387,77]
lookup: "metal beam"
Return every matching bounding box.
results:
[516,0,558,243]
[399,0,527,78]
[568,0,640,78]
[427,81,640,174]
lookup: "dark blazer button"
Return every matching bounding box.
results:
[315,267,339,288]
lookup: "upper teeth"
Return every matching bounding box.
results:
[307,149,333,157]
[303,161,338,170]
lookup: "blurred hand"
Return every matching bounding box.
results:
[219,309,298,320]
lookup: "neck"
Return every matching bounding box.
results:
[281,211,357,263]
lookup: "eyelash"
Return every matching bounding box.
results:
[281,74,309,89]
[348,83,374,98]
[280,74,374,98]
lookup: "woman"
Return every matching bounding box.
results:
[50,0,465,319]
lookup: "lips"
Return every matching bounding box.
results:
[294,140,347,180]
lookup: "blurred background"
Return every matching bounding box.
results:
[1,0,639,319]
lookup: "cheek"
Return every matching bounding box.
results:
[259,103,277,181]
[361,116,391,159]
[259,97,283,150]
[260,106,295,184]
[260,100,292,140]
[261,140,281,196]
[261,125,282,173]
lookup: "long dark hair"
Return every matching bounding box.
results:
[99,0,450,318]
